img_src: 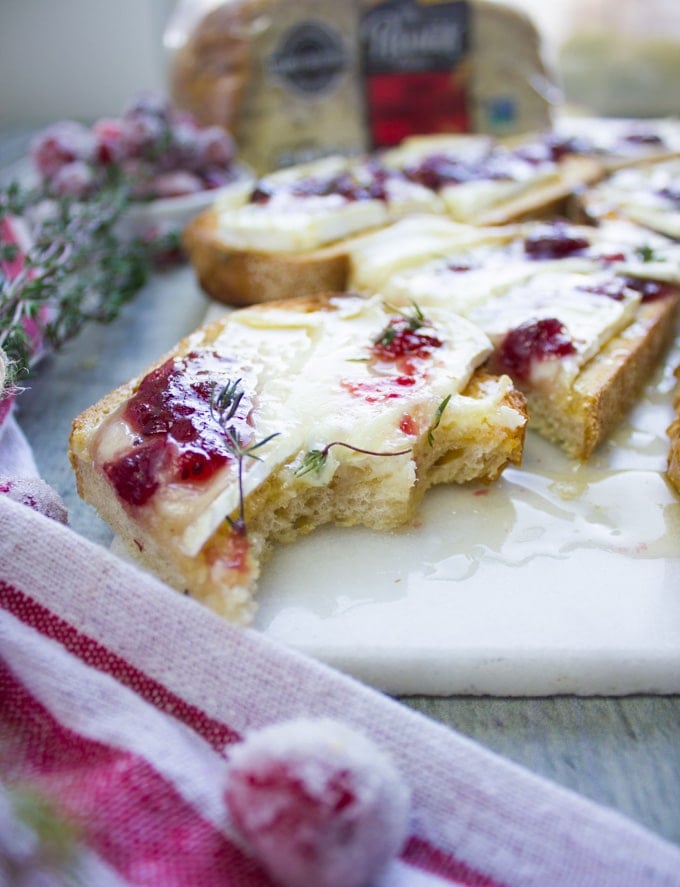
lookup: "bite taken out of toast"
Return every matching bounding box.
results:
[70,292,527,624]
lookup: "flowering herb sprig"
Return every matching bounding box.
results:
[295,440,412,478]
[210,379,279,535]
[0,180,178,397]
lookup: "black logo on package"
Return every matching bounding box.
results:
[268,21,349,97]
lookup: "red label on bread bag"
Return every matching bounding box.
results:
[360,0,471,148]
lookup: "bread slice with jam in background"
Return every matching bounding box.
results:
[347,215,680,459]
[578,157,680,240]
[70,292,527,624]
[182,134,603,308]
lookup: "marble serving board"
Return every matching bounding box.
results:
[195,306,680,697]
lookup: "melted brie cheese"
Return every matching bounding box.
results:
[468,271,643,386]
[215,155,442,254]
[347,215,511,292]
[586,159,680,239]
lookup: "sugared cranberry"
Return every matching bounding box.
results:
[49,160,97,199]
[494,318,576,383]
[150,170,204,199]
[224,719,410,887]
[29,121,96,179]
[524,221,590,260]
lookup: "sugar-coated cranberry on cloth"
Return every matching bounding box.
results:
[224,718,411,887]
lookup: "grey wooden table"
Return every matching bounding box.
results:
[3,131,680,853]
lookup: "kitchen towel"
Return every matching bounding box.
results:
[1,486,680,886]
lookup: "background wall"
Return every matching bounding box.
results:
[0,0,176,126]
[0,0,677,129]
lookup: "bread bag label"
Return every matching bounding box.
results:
[359,0,471,146]
[235,2,367,172]
[167,0,553,172]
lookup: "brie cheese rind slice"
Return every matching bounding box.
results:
[581,158,680,240]
[551,116,680,169]
[381,134,564,222]
[348,216,680,315]
[70,292,527,623]
[468,271,643,391]
[214,154,443,254]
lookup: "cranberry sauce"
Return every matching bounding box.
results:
[621,276,677,303]
[371,313,443,362]
[576,278,629,301]
[494,318,576,383]
[104,351,251,507]
[250,160,397,205]
[523,220,590,260]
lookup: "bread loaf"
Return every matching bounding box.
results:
[168,0,555,174]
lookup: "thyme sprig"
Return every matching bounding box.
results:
[210,379,280,535]
[0,179,178,395]
[373,301,426,348]
[428,394,452,446]
[295,440,412,478]
[636,244,660,263]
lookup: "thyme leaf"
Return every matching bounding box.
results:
[373,300,426,347]
[428,394,452,447]
[295,440,412,478]
[636,244,660,263]
[0,180,177,398]
[210,379,280,535]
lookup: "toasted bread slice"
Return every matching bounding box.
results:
[183,136,603,307]
[382,134,603,225]
[348,216,680,458]
[497,290,680,460]
[579,158,680,239]
[70,292,527,623]
[550,116,680,172]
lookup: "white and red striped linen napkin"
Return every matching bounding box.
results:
[2,472,680,886]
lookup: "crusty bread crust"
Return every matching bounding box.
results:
[70,294,527,623]
[183,209,363,306]
[519,291,680,460]
[667,365,680,495]
[184,155,603,307]
[467,156,604,226]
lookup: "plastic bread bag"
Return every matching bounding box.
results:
[164,0,557,174]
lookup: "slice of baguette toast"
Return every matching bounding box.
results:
[70,292,527,623]
[348,216,680,459]
[549,116,680,172]
[578,158,680,239]
[668,365,680,495]
[183,137,603,307]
